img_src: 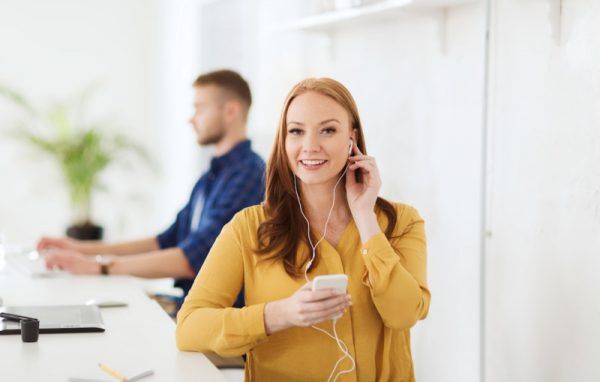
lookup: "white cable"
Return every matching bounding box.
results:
[293,164,348,282]
[293,163,355,382]
[311,319,355,382]
[330,318,355,382]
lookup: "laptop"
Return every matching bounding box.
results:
[0,305,105,334]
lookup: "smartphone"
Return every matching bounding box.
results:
[312,274,349,319]
[312,274,348,294]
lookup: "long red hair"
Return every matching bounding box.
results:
[256,78,398,277]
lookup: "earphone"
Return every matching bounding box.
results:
[293,137,356,382]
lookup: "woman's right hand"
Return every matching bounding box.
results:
[264,282,352,335]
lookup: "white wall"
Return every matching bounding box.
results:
[153,0,214,227]
[485,1,600,381]
[0,0,204,243]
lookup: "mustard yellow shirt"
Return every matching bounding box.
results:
[176,202,430,381]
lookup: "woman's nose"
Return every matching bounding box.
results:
[301,133,320,153]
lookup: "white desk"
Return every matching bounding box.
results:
[0,264,227,382]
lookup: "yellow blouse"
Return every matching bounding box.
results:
[176,202,430,382]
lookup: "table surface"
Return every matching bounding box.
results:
[0,260,227,382]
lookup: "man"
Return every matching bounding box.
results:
[38,70,265,306]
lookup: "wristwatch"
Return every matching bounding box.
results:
[95,255,115,275]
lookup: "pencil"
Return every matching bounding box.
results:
[127,370,154,381]
[98,363,126,382]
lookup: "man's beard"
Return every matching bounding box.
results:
[198,126,225,146]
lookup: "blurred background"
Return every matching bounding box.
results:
[0,0,599,381]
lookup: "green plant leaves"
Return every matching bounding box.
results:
[0,85,153,224]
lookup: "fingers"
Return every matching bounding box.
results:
[44,252,63,270]
[301,303,350,325]
[291,283,354,327]
[348,160,376,173]
[348,154,373,162]
[37,237,65,251]
[348,155,381,183]
[299,288,341,303]
[297,296,352,326]
[348,155,377,171]
[44,249,74,268]
[37,237,54,250]
[302,293,351,314]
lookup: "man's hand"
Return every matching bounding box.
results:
[37,237,83,253]
[44,249,100,275]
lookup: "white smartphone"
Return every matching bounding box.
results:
[312,274,348,294]
[312,274,349,320]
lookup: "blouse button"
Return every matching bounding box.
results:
[361,248,368,256]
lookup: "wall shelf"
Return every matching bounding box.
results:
[269,0,480,33]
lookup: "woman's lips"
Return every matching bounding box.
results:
[299,159,328,171]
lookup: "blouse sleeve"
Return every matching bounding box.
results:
[176,213,268,357]
[361,205,431,330]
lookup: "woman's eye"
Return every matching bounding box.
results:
[322,127,336,134]
[288,128,303,135]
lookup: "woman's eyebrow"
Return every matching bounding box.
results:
[286,118,341,126]
[319,118,341,125]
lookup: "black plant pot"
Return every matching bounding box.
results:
[66,222,103,241]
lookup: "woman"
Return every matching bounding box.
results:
[176,78,430,381]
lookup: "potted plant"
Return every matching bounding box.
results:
[0,85,153,240]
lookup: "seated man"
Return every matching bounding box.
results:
[38,70,265,307]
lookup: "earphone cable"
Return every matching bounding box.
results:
[293,161,356,382]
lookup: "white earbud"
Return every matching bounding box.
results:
[348,138,353,156]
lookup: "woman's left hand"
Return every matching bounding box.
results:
[345,143,381,218]
[346,143,382,243]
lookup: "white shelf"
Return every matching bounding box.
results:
[269,0,480,32]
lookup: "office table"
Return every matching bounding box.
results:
[0,264,227,382]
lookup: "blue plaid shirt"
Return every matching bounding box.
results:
[156,140,265,304]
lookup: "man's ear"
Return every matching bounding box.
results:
[223,99,241,122]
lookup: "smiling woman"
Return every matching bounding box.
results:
[285,92,350,182]
[176,77,430,382]
[256,78,401,275]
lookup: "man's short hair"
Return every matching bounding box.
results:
[193,69,252,108]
